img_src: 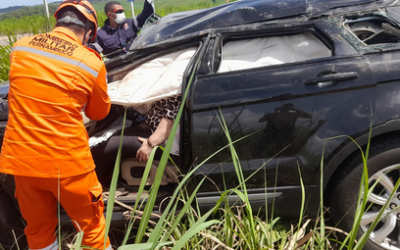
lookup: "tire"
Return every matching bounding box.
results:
[330,136,400,250]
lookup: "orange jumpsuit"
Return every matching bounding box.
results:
[0,27,111,249]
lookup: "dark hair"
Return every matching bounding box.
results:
[56,6,88,33]
[105,1,122,14]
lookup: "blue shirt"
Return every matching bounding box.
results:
[95,0,154,57]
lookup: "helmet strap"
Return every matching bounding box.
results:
[83,19,91,46]
[57,16,86,27]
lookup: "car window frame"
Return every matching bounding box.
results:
[201,25,339,76]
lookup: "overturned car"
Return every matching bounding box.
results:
[3,0,400,249]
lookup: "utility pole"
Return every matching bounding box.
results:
[43,0,50,19]
[43,0,51,32]
[128,0,135,18]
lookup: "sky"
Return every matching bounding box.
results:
[0,0,60,9]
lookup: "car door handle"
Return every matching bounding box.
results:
[305,72,358,85]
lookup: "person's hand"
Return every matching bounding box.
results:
[136,136,153,162]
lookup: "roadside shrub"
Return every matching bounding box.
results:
[0,34,16,83]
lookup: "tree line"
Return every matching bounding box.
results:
[0,5,59,21]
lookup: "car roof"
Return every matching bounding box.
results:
[131,0,397,50]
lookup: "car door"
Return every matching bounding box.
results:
[189,21,377,205]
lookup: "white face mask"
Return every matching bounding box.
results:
[114,12,126,24]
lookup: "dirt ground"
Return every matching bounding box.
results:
[0,33,31,46]
[0,36,9,46]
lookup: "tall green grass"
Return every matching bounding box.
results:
[0,15,55,35]
[0,34,16,83]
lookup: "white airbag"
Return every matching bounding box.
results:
[108,48,196,112]
[218,32,331,73]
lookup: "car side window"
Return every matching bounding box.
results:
[330,14,400,50]
[217,32,332,73]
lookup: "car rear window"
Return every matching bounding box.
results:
[344,16,400,46]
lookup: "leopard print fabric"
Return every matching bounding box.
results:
[145,95,182,131]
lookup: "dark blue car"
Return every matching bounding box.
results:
[2,0,400,249]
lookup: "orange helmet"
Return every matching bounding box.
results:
[54,0,98,43]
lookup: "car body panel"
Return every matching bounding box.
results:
[189,20,377,192]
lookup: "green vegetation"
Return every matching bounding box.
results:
[0,15,54,36]
[0,43,11,82]
[0,34,16,82]
[0,5,58,21]
[0,4,57,35]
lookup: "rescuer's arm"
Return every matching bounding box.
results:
[135,0,155,32]
[85,63,111,120]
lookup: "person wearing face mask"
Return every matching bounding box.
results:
[94,0,155,57]
[0,1,111,249]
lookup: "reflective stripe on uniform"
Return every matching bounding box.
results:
[29,238,58,250]
[12,46,99,78]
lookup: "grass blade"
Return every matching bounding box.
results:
[162,177,207,242]
[104,108,128,249]
[119,241,174,250]
[121,146,160,245]
[319,143,326,248]
[73,231,84,250]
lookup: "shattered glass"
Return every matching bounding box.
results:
[328,10,400,51]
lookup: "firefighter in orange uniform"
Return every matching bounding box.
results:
[0,1,112,249]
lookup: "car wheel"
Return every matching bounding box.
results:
[330,137,400,250]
